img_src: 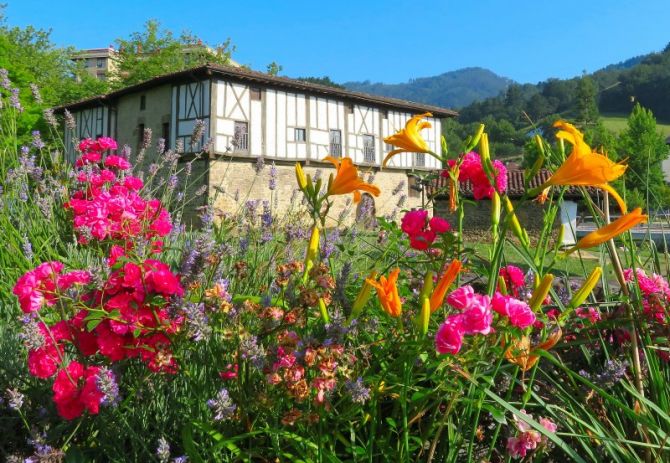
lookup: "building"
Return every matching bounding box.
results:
[71,47,118,81]
[56,64,457,223]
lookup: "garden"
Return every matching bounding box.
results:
[2,71,670,462]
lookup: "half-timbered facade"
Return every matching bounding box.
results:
[58,64,457,223]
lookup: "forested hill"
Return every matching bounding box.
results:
[343,67,513,109]
[458,43,670,124]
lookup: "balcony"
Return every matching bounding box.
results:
[329,143,342,158]
[363,146,375,163]
[232,133,248,152]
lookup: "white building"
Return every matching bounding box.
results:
[58,64,457,223]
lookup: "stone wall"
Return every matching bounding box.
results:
[206,156,424,225]
[434,197,560,244]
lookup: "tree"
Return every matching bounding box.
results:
[113,20,233,88]
[576,75,599,127]
[617,103,670,207]
[295,76,343,88]
[0,6,107,143]
[266,61,282,76]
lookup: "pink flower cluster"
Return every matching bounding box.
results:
[400,209,451,250]
[499,265,527,299]
[13,137,184,420]
[65,138,171,244]
[507,410,557,459]
[624,268,670,323]
[435,286,493,354]
[52,361,103,420]
[492,292,536,329]
[444,151,507,200]
[13,261,90,313]
[435,286,537,355]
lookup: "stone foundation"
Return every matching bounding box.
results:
[205,156,425,226]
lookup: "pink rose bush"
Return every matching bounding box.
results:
[401,209,451,250]
[435,284,537,354]
[444,151,507,200]
[12,137,183,420]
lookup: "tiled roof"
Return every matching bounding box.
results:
[428,168,595,200]
[55,64,458,118]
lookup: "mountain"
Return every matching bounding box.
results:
[343,67,514,109]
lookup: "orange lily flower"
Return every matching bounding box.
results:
[366,268,402,317]
[429,259,462,312]
[382,112,433,167]
[538,121,628,213]
[324,156,380,203]
[566,208,647,254]
[505,327,562,372]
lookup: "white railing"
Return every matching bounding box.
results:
[330,143,342,157]
[233,133,248,151]
[363,146,375,163]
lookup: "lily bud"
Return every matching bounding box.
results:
[416,297,431,336]
[419,270,435,302]
[350,271,377,319]
[465,124,485,152]
[529,274,554,312]
[303,225,320,281]
[491,191,501,241]
[295,162,307,190]
[318,298,330,323]
[441,135,448,158]
[497,275,508,295]
[569,267,602,310]
[504,197,529,247]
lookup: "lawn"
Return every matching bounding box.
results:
[602,112,670,136]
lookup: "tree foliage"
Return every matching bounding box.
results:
[0,6,107,142]
[113,19,233,88]
[617,103,670,207]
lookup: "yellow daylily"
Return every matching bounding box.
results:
[505,328,562,372]
[566,208,647,254]
[382,112,433,167]
[429,259,462,313]
[366,268,402,317]
[324,156,380,203]
[537,121,628,213]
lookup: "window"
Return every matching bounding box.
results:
[162,122,170,149]
[363,135,375,163]
[140,95,146,111]
[233,121,249,151]
[295,128,306,142]
[415,153,426,167]
[329,130,342,157]
[96,57,104,68]
[345,103,354,115]
[250,87,262,100]
[385,143,395,152]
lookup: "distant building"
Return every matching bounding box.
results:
[71,47,118,81]
[56,64,456,223]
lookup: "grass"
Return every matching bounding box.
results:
[601,113,670,137]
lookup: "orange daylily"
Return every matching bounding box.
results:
[429,259,462,312]
[366,268,402,317]
[324,156,380,203]
[505,327,562,372]
[382,112,433,167]
[566,208,647,254]
[537,121,628,213]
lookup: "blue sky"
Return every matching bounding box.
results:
[5,0,669,85]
